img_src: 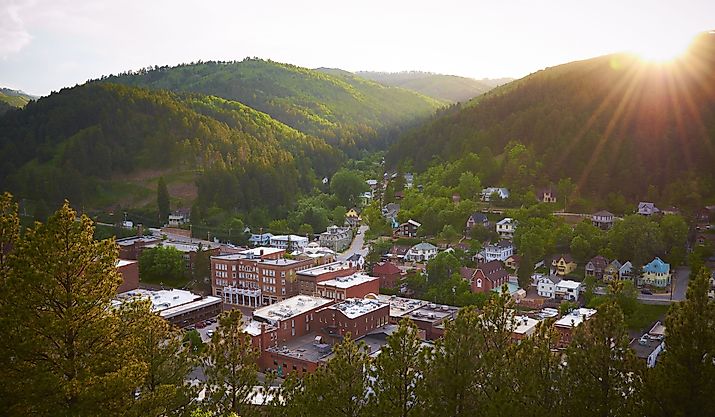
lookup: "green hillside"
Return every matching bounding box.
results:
[0,82,342,213]
[355,71,506,102]
[0,88,35,114]
[104,59,443,151]
[388,32,715,206]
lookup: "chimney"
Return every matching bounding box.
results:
[137,224,144,236]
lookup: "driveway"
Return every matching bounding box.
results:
[337,225,369,261]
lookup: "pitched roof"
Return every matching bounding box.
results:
[410,242,437,252]
[586,255,609,270]
[644,257,670,274]
[539,274,562,284]
[459,266,476,281]
[593,210,614,217]
[553,254,575,264]
[373,262,401,275]
[476,260,509,283]
[468,212,488,223]
[389,245,410,256]
[406,219,422,228]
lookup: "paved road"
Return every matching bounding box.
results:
[594,267,690,305]
[337,225,369,261]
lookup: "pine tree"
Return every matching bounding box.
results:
[563,301,643,417]
[0,192,19,276]
[157,177,170,224]
[421,306,483,417]
[644,267,715,417]
[367,319,429,417]
[202,309,259,416]
[286,334,369,417]
[2,201,144,416]
[120,298,197,417]
[511,322,564,417]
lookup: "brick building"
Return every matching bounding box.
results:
[372,261,403,288]
[211,247,315,307]
[460,260,510,294]
[315,273,380,301]
[252,295,334,344]
[296,261,358,296]
[116,259,139,293]
[403,302,459,340]
[116,236,160,260]
[316,298,390,343]
[553,308,597,349]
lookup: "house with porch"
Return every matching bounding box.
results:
[585,255,609,280]
[640,257,671,288]
[551,254,577,276]
[592,210,615,230]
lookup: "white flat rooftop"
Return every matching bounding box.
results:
[557,280,581,290]
[271,235,309,241]
[513,315,541,335]
[555,308,597,328]
[241,247,284,257]
[297,261,354,277]
[318,273,378,289]
[329,298,387,319]
[116,259,137,268]
[373,294,427,318]
[243,319,277,336]
[114,288,220,318]
[253,295,333,322]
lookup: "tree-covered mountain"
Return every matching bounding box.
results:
[0,82,342,213]
[0,88,36,114]
[354,71,509,103]
[388,32,715,205]
[103,59,443,151]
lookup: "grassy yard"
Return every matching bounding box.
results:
[626,303,671,332]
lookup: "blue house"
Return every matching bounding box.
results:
[640,257,671,288]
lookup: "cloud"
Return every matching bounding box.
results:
[0,0,33,58]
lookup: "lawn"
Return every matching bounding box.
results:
[626,303,671,332]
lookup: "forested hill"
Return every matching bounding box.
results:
[0,82,342,212]
[0,88,36,114]
[388,32,715,203]
[104,59,443,151]
[354,71,507,102]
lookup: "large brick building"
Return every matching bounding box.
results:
[315,273,380,301]
[316,298,390,343]
[296,261,358,296]
[211,247,315,307]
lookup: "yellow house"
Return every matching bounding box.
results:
[552,254,577,276]
[346,208,360,219]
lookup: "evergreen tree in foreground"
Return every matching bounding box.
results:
[1,201,144,416]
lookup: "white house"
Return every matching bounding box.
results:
[638,202,660,216]
[168,213,187,227]
[483,240,514,262]
[537,275,582,301]
[619,261,633,280]
[405,242,438,262]
[496,218,517,240]
[249,233,273,247]
[269,234,309,250]
[481,187,510,201]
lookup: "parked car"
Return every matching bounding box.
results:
[207,329,215,338]
[196,322,207,329]
[641,289,653,295]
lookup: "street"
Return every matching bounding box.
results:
[594,267,690,305]
[337,225,369,261]
[637,267,690,304]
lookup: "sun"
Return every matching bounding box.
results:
[628,30,697,63]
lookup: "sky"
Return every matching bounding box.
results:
[1,0,714,96]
